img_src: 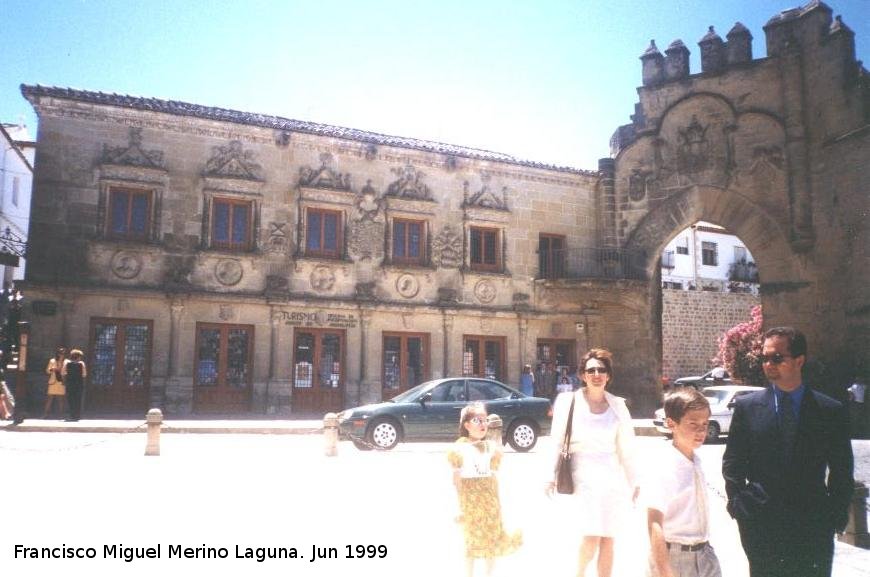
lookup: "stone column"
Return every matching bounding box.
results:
[358,308,371,406]
[168,299,184,378]
[442,311,455,377]
[266,306,281,413]
[517,315,528,370]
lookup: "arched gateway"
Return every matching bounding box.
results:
[608,3,869,410]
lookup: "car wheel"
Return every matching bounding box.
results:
[506,420,538,452]
[705,421,721,444]
[351,438,373,451]
[367,419,401,450]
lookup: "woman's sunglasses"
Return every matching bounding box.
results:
[584,367,609,375]
[468,416,488,426]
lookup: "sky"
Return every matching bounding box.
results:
[2,0,868,171]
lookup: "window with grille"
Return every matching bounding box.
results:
[702,241,718,266]
[539,234,565,278]
[676,237,689,255]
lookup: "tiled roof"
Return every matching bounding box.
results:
[21,84,596,176]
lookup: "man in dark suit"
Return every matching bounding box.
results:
[723,327,854,577]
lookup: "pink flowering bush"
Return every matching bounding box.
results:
[714,305,766,386]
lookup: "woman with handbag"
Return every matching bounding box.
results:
[546,348,638,577]
[42,347,66,418]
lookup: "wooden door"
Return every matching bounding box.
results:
[87,318,153,414]
[292,329,345,413]
[193,323,254,413]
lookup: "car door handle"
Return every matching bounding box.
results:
[502,404,516,409]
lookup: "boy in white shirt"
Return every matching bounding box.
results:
[646,387,722,577]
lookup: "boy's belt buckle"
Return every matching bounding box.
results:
[667,541,707,552]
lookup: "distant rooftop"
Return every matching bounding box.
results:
[21,84,596,177]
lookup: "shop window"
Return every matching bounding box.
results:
[108,186,152,240]
[469,227,501,272]
[383,333,429,396]
[211,197,253,251]
[392,219,426,265]
[463,335,505,381]
[305,208,343,258]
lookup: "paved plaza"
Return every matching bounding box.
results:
[1,427,868,577]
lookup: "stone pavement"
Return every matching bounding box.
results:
[2,420,867,577]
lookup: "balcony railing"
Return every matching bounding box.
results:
[537,247,647,281]
[661,250,675,269]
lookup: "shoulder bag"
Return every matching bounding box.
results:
[555,394,576,494]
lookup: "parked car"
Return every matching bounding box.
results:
[653,385,765,443]
[672,368,732,390]
[337,377,552,452]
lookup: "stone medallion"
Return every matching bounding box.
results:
[474,279,497,304]
[214,259,243,286]
[111,251,143,279]
[396,274,420,298]
[310,266,336,292]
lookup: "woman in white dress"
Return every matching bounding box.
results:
[547,348,638,577]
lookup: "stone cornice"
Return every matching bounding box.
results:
[22,84,599,179]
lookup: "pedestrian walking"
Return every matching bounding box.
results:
[722,327,853,577]
[62,349,87,422]
[646,387,722,577]
[43,347,66,418]
[520,364,535,396]
[546,348,639,577]
[448,402,521,577]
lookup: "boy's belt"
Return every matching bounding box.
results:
[666,541,708,552]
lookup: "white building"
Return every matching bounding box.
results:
[0,122,33,283]
[660,221,758,293]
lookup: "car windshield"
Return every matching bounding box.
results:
[703,389,730,405]
[389,381,434,403]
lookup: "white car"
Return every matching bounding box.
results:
[653,385,765,443]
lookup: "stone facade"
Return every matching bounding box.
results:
[661,288,760,380]
[18,2,869,416]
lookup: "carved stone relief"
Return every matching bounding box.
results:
[396,274,420,298]
[310,265,336,292]
[219,305,235,321]
[102,127,165,169]
[628,169,656,202]
[265,274,288,292]
[111,250,143,279]
[204,140,263,180]
[463,173,508,210]
[432,224,463,268]
[214,259,243,286]
[386,165,432,200]
[265,222,289,254]
[348,181,385,262]
[474,279,497,304]
[299,152,351,191]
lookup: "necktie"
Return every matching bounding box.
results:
[780,393,797,456]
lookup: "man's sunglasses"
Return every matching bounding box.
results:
[760,353,792,365]
[584,367,609,375]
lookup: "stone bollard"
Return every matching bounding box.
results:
[323,412,339,457]
[145,408,163,456]
[839,481,870,549]
[486,414,503,445]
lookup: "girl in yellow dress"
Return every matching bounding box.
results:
[448,402,521,577]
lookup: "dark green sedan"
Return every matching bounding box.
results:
[337,377,552,452]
